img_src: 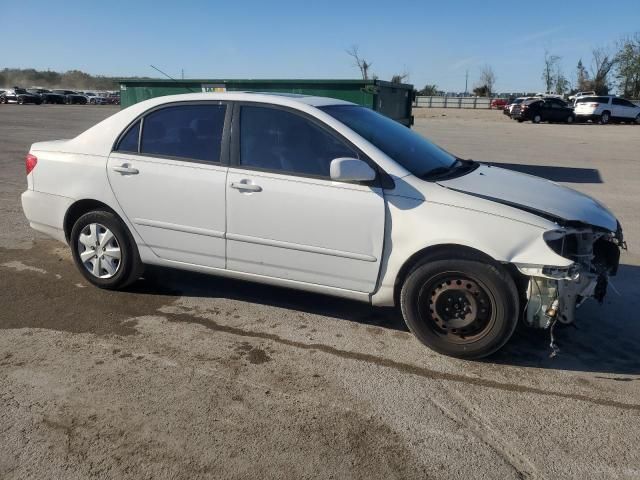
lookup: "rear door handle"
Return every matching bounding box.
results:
[112,164,139,175]
[231,181,262,192]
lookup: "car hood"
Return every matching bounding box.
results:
[437,164,618,231]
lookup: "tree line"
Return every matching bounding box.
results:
[414,32,640,98]
[0,68,142,90]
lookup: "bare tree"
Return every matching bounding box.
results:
[590,47,616,95]
[346,45,373,80]
[478,64,496,97]
[391,71,409,84]
[542,50,560,92]
[554,66,570,95]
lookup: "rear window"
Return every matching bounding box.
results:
[140,104,226,163]
[578,96,610,104]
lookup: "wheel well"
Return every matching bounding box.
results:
[392,244,511,306]
[63,199,118,242]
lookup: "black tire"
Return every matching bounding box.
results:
[400,255,519,359]
[566,115,574,124]
[517,119,524,123]
[532,114,541,123]
[600,111,611,124]
[635,114,640,125]
[70,210,142,290]
[17,97,25,105]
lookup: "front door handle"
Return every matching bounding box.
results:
[231,181,262,192]
[112,164,139,175]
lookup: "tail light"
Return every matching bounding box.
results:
[588,103,599,107]
[25,153,37,175]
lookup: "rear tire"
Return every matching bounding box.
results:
[635,114,640,125]
[532,114,541,123]
[70,210,142,290]
[566,115,574,124]
[400,255,519,359]
[17,97,24,105]
[600,111,611,124]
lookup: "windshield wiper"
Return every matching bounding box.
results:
[423,159,477,180]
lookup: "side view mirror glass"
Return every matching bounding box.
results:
[330,157,376,182]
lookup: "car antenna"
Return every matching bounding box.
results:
[149,64,196,93]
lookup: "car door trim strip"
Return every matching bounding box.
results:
[134,218,225,239]
[226,233,377,262]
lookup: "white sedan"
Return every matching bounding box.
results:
[21,92,625,358]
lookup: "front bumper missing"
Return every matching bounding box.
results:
[520,268,602,329]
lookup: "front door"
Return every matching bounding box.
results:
[225,104,385,293]
[107,102,229,268]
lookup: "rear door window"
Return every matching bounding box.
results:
[140,104,226,163]
[116,120,140,153]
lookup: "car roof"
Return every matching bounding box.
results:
[133,91,356,108]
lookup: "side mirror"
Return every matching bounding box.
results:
[330,158,376,182]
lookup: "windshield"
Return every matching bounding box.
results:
[15,88,28,94]
[319,105,457,178]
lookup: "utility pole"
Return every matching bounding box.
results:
[181,69,184,80]
[464,70,469,95]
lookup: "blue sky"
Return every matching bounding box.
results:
[2,0,639,92]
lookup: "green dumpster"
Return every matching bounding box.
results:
[117,78,415,126]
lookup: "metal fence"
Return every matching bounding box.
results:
[415,96,495,109]
[416,96,640,109]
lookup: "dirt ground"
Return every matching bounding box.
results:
[1,104,639,480]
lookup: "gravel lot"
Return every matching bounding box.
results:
[1,104,639,480]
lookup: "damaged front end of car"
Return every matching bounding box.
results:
[515,222,626,333]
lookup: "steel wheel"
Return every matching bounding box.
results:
[77,223,122,279]
[417,273,496,345]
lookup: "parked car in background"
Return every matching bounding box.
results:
[568,91,596,103]
[0,87,42,105]
[511,97,575,123]
[503,97,529,117]
[491,98,508,110]
[574,96,640,124]
[27,88,66,104]
[106,92,120,105]
[20,92,624,359]
[51,89,88,105]
[83,92,110,105]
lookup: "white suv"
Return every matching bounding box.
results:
[574,96,640,124]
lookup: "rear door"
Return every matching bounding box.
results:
[613,98,638,119]
[225,103,385,292]
[107,102,230,268]
[548,99,568,121]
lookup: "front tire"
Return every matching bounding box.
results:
[532,114,542,123]
[70,210,142,289]
[566,115,574,124]
[600,111,611,124]
[400,256,519,359]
